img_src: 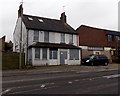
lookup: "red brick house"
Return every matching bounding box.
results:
[76,25,120,63]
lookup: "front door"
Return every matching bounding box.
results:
[60,51,67,64]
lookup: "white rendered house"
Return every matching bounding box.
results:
[13,4,81,66]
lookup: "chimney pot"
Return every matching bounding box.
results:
[18,4,23,18]
[60,12,67,23]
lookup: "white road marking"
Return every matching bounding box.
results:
[68,81,72,84]
[74,79,79,82]
[41,84,46,88]
[103,74,120,79]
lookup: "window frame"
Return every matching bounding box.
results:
[69,49,79,59]
[33,30,39,42]
[69,34,73,44]
[116,36,120,43]
[108,35,114,42]
[35,48,40,59]
[42,48,48,60]
[50,49,58,59]
[44,31,49,42]
[61,33,65,43]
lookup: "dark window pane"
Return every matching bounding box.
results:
[50,49,58,59]
[34,30,39,41]
[69,34,73,43]
[61,33,65,42]
[70,49,79,59]
[35,48,40,59]
[42,48,47,59]
[44,31,49,42]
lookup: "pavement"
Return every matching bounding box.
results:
[2,63,119,77]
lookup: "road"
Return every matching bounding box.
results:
[1,64,120,95]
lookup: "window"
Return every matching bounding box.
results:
[111,50,116,56]
[38,18,43,22]
[35,48,40,59]
[69,34,73,44]
[70,49,79,59]
[50,49,58,59]
[61,33,65,43]
[28,17,33,21]
[44,31,49,42]
[116,36,120,43]
[42,48,47,59]
[108,35,114,42]
[34,30,39,41]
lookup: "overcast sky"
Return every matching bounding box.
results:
[0,0,119,42]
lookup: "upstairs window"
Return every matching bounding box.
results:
[116,36,120,43]
[44,31,49,42]
[34,30,39,42]
[69,34,73,44]
[108,35,114,42]
[61,33,65,43]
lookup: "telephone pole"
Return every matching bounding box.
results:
[19,1,23,69]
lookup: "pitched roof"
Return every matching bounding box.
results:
[22,14,77,34]
[76,25,120,34]
[29,42,81,49]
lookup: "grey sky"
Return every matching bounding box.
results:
[0,0,119,41]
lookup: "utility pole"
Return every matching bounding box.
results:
[19,0,23,69]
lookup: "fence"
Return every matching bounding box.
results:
[2,52,25,69]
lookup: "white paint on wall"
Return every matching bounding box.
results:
[79,46,88,49]
[104,47,111,51]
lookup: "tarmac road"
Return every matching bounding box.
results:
[1,64,120,95]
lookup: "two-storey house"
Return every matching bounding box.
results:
[76,25,120,63]
[13,4,81,66]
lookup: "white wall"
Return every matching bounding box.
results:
[27,30,78,46]
[13,17,27,52]
[31,48,81,66]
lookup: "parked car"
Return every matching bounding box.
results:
[81,54,109,66]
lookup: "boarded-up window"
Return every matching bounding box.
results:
[42,48,47,59]
[35,48,40,59]
[70,49,79,59]
[34,30,39,41]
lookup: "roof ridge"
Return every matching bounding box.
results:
[23,14,60,22]
[81,25,119,33]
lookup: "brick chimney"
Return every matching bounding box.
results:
[18,4,23,18]
[60,12,67,23]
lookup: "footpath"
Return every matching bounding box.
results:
[2,63,119,77]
